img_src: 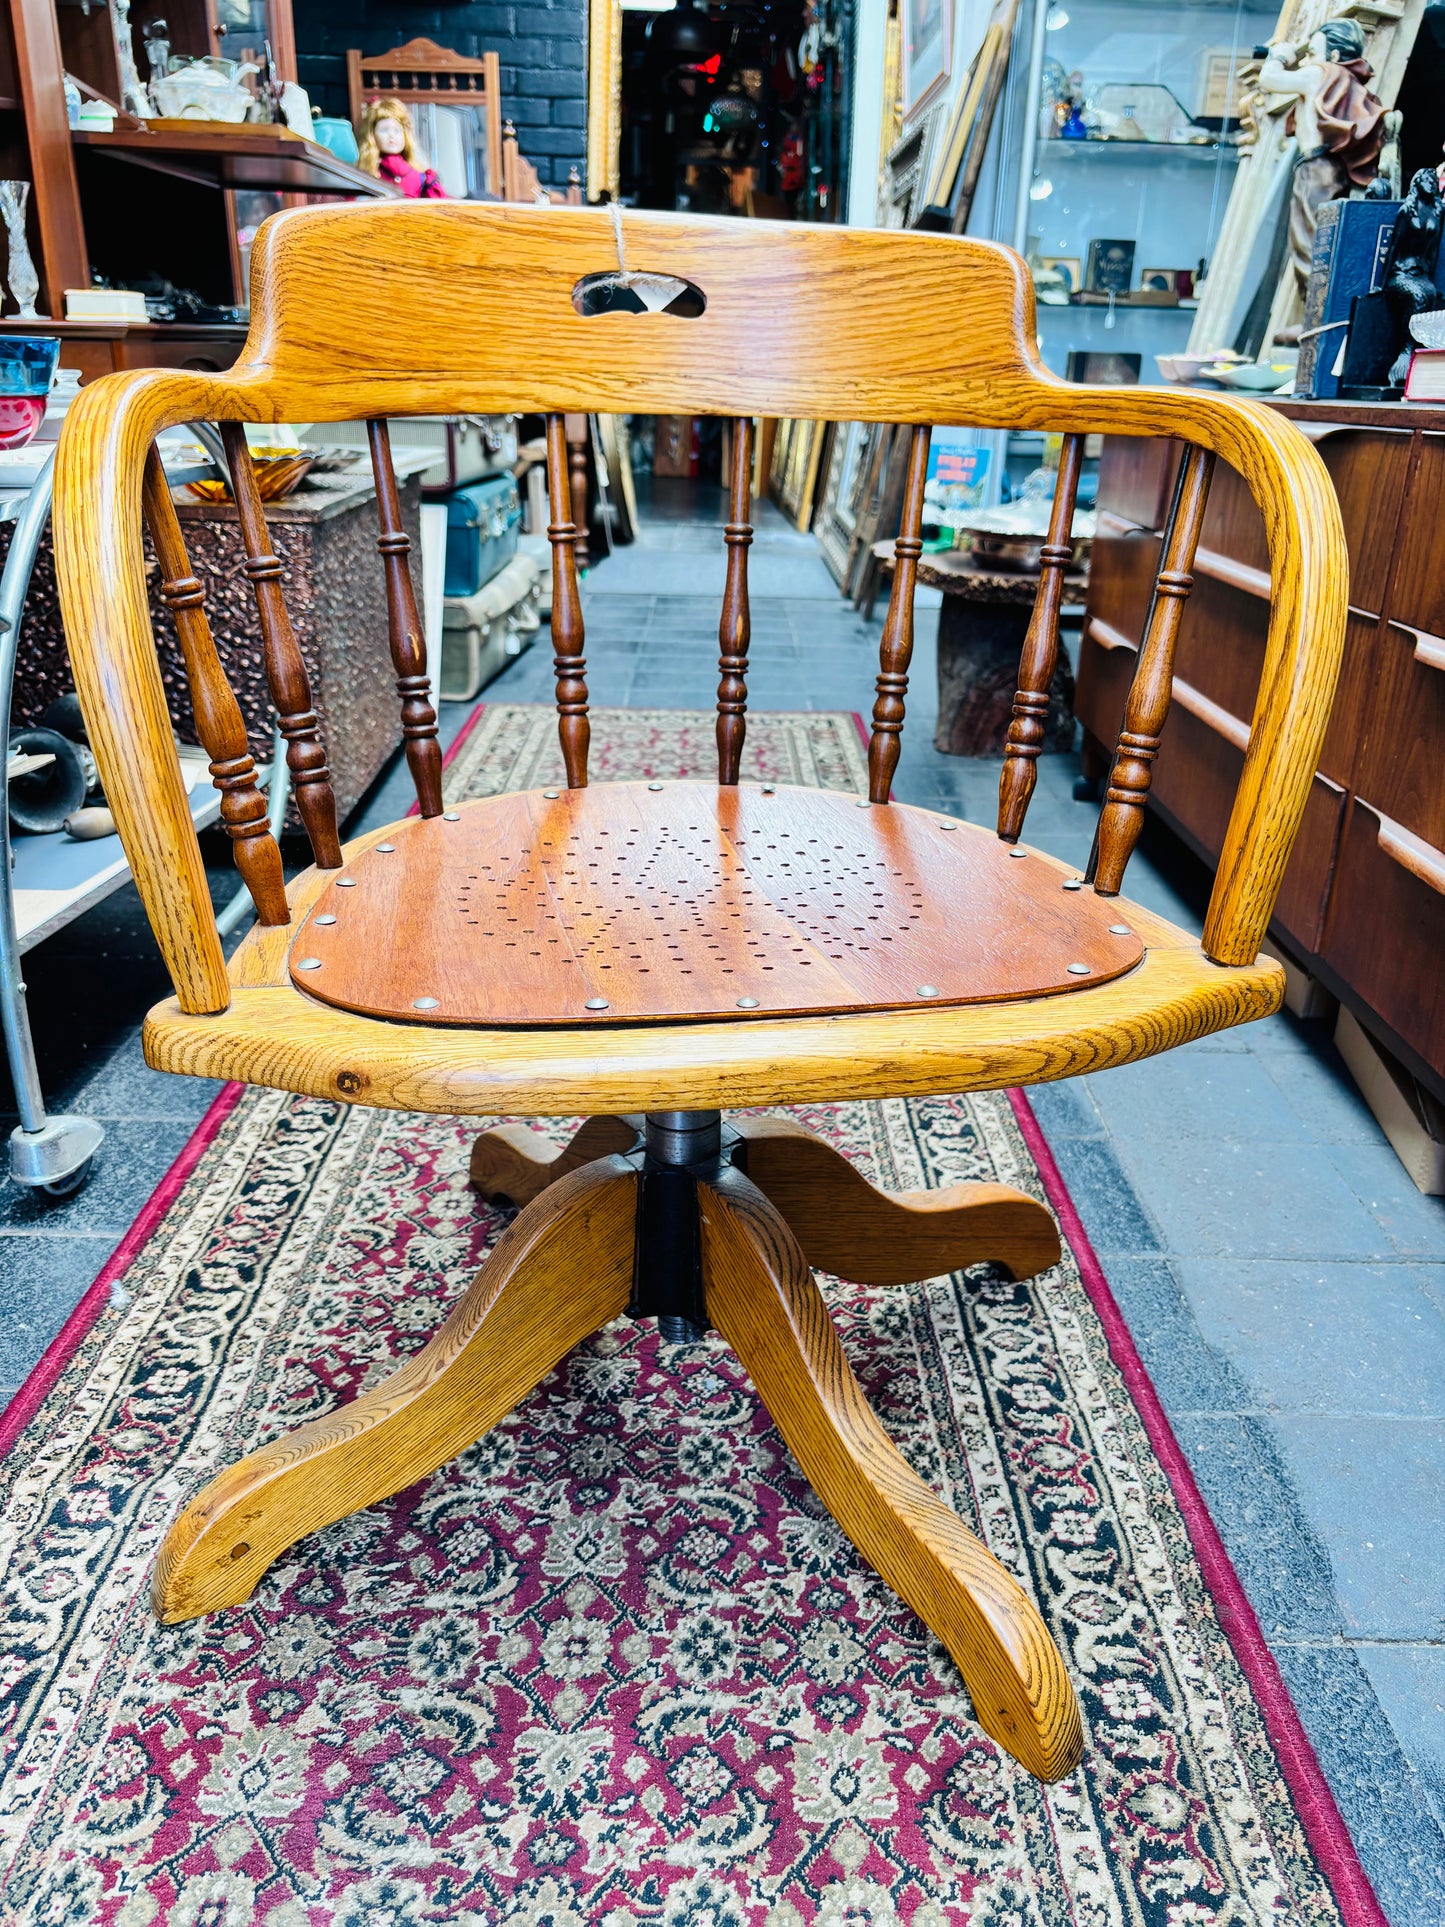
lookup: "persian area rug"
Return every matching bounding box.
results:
[0,707,1381,1925]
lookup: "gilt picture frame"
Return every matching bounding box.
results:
[901,0,952,118]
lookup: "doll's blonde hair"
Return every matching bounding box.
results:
[356,96,425,177]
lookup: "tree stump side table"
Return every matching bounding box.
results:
[875,542,1088,758]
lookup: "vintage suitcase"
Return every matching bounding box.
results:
[444,475,522,598]
[439,552,542,702]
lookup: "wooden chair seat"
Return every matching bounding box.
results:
[143,814,1283,1115]
[284,783,1145,1027]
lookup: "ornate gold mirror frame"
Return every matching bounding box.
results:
[586,0,623,199]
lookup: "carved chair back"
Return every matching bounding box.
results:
[53,204,1347,1023]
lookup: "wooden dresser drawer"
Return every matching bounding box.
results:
[1326,799,1445,1084]
[1386,433,1445,638]
[1353,614,1445,852]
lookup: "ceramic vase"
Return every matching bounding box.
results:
[0,183,36,320]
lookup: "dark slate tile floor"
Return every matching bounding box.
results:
[3,477,1442,1919]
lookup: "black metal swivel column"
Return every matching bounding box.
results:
[629,1110,724,1343]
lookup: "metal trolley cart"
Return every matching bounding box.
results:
[0,442,286,1195]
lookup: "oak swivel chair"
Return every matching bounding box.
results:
[54,205,1346,1786]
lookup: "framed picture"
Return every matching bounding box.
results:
[1139,268,1182,295]
[1065,351,1141,385]
[1198,49,1247,122]
[882,112,938,229]
[814,421,868,585]
[1039,255,1082,292]
[901,0,951,117]
[770,420,827,533]
[1085,237,1135,295]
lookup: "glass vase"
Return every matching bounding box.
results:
[0,182,39,321]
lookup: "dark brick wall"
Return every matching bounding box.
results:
[294,1,588,187]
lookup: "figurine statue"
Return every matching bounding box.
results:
[1256,20,1385,300]
[109,0,152,117]
[0,182,41,320]
[142,18,171,86]
[355,97,448,199]
[1383,166,1445,383]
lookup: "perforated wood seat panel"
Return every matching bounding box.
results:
[287,782,1144,1026]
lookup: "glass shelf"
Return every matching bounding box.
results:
[1038,139,1240,161]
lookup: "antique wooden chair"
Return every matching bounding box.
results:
[53,205,1345,1786]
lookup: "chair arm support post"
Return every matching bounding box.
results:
[142,446,290,928]
[54,371,235,1014]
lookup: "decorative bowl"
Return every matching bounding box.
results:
[1155,351,1244,384]
[1207,361,1296,392]
[187,449,315,504]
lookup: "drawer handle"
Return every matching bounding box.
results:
[1193,544,1270,602]
[1170,675,1250,753]
[1358,800,1445,896]
[1088,621,1251,751]
[1085,615,1137,654]
[1387,618,1445,675]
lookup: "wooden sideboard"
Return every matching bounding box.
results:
[1076,399,1445,1101]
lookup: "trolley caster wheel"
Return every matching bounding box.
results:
[38,1156,93,1199]
[1072,775,1102,803]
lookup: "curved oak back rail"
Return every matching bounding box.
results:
[53,203,1346,1018]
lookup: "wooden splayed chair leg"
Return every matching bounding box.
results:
[470,1112,1061,1283]
[157,1110,1080,1783]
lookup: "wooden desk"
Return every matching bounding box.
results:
[1076,400,1445,1101]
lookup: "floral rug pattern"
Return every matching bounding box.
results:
[0,710,1348,1924]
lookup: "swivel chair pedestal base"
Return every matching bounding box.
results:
[152,1110,1082,1782]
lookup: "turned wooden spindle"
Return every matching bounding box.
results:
[546,411,590,787]
[366,420,443,818]
[1090,443,1216,896]
[997,433,1084,842]
[716,417,755,784]
[867,424,931,804]
[142,447,290,927]
[220,422,342,869]
[566,412,590,571]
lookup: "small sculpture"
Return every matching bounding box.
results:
[142,18,170,85]
[1383,167,1444,384]
[109,0,152,117]
[1256,20,1385,300]
[356,97,448,199]
[0,182,40,320]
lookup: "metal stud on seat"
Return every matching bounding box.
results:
[1067,962,1090,976]
[736,995,760,1009]
[314,914,337,926]
[296,956,322,971]
[337,877,356,888]
[413,995,439,1009]
[585,997,609,1011]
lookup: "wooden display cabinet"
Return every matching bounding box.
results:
[1076,401,1445,1103]
[0,0,387,378]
